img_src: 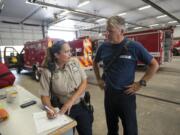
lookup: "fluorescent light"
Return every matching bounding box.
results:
[1,3,4,9]
[168,21,177,24]
[26,0,39,6]
[134,27,142,30]
[138,5,151,10]
[75,9,87,13]
[96,18,106,23]
[149,24,159,27]
[156,15,167,19]
[60,10,70,16]
[78,0,90,8]
[118,12,127,16]
[176,25,180,27]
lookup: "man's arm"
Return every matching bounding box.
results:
[93,62,104,90]
[125,58,159,94]
[139,58,159,82]
[93,62,101,80]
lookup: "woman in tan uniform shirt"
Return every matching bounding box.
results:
[39,40,92,135]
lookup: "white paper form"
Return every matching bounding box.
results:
[33,111,73,134]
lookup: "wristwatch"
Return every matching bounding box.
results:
[139,80,147,87]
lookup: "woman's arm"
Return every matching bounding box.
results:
[41,95,58,119]
[60,79,87,114]
[71,79,87,103]
[41,95,52,108]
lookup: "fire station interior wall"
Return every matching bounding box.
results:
[173,26,180,38]
[0,22,43,47]
[0,22,43,62]
[48,29,76,41]
[77,30,105,40]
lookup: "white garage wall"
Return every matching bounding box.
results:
[0,23,43,47]
[77,30,105,40]
[173,26,180,38]
[48,30,76,41]
[0,22,43,62]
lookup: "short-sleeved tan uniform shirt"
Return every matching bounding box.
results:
[39,58,87,104]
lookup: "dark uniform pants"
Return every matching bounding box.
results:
[69,103,92,135]
[104,89,138,135]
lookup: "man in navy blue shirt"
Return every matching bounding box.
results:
[93,16,159,135]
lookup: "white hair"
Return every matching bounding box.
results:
[107,16,126,32]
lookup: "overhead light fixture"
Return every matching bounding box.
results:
[134,27,142,30]
[149,24,159,27]
[176,24,180,27]
[125,23,129,28]
[75,9,87,13]
[118,12,127,16]
[0,0,5,11]
[0,3,4,9]
[60,10,70,16]
[168,21,177,24]
[78,0,90,8]
[156,15,167,19]
[26,0,37,3]
[26,0,39,5]
[96,18,106,23]
[138,5,151,10]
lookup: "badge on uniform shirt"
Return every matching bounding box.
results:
[72,66,78,72]
[70,63,79,72]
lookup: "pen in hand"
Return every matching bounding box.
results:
[44,105,57,119]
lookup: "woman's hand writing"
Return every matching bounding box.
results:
[60,99,74,115]
[46,106,58,119]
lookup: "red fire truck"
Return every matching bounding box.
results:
[172,40,180,56]
[16,38,53,80]
[14,37,93,80]
[125,27,174,65]
[69,37,93,70]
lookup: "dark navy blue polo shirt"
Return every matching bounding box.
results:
[94,37,153,91]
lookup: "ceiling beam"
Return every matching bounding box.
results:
[33,0,149,28]
[35,1,104,18]
[142,0,180,23]
[133,10,180,24]
[1,20,42,27]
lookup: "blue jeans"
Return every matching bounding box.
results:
[104,89,138,135]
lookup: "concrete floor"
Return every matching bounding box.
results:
[12,56,180,135]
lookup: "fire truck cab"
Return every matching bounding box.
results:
[17,38,53,80]
[4,47,19,68]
